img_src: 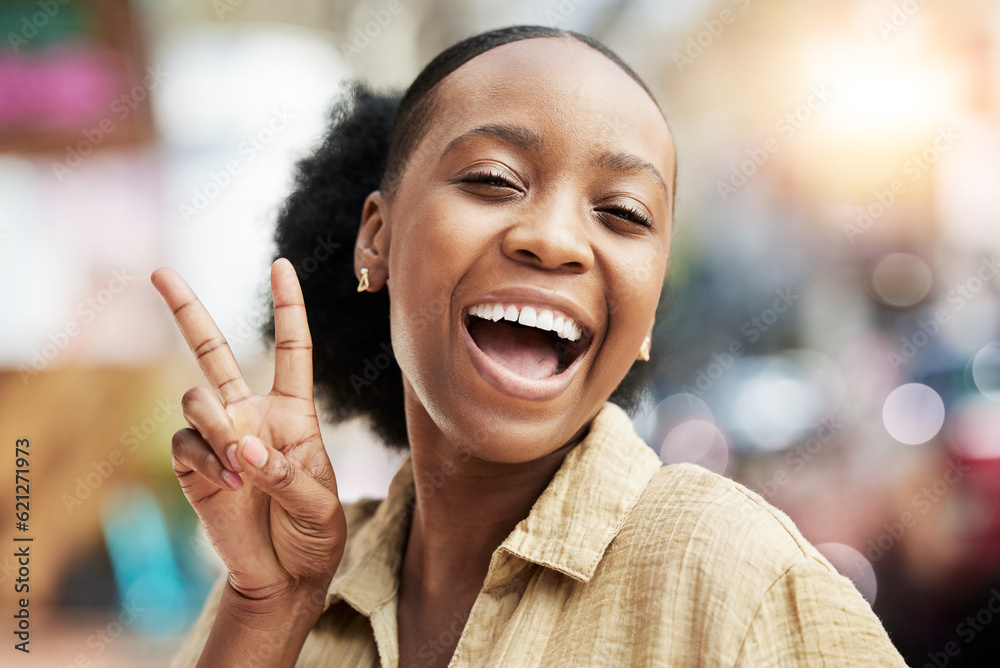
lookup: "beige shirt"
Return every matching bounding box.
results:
[171,402,907,667]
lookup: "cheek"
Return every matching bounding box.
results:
[390,193,490,282]
[385,195,490,382]
[600,248,665,363]
[607,245,665,323]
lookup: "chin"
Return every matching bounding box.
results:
[430,395,591,465]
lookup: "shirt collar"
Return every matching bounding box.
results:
[496,401,663,582]
[325,401,663,614]
[325,458,414,616]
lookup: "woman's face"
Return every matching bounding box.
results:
[374,37,675,462]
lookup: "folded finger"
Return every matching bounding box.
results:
[172,428,244,497]
[182,386,243,473]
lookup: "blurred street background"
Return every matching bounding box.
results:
[1,0,998,665]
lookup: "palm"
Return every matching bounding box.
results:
[152,261,346,600]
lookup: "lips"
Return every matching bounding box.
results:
[461,299,593,401]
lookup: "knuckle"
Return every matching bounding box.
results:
[271,458,296,490]
[181,386,210,411]
[170,453,191,477]
[194,336,229,360]
[171,428,192,451]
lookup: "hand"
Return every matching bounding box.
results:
[151,259,346,604]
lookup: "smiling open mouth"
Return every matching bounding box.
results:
[464,303,591,380]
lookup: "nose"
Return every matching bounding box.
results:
[500,192,595,273]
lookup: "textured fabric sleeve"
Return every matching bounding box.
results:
[169,573,228,668]
[734,556,907,667]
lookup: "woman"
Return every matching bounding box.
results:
[155,26,906,667]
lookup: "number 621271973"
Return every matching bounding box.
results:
[15,438,30,522]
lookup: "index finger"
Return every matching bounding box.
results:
[151,267,254,406]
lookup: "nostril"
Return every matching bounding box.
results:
[513,249,586,273]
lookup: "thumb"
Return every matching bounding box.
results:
[237,435,329,517]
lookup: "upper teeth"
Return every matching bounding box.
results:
[469,303,583,341]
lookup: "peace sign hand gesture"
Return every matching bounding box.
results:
[151,259,346,611]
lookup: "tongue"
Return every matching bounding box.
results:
[469,319,559,379]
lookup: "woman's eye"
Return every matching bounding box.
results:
[460,170,517,189]
[601,204,652,228]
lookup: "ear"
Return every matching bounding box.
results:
[637,321,654,362]
[354,191,391,291]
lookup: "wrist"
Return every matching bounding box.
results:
[196,582,331,668]
[221,578,331,634]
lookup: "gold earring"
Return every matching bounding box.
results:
[357,267,369,292]
[639,336,651,362]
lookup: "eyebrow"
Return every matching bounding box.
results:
[442,123,545,157]
[441,123,672,202]
[594,151,670,200]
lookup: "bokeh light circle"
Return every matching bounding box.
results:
[868,252,933,308]
[882,383,946,445]
[971,343,1000,401]
[816,543,877,605]
[659,418,730,475]
[645,394,730,475]
[646,393,715,441]
[949,399,1000,460]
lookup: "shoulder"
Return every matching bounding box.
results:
[601,463,905,665]
[617,462,851,603]
[607,462,831,615]
[628,462,824,567]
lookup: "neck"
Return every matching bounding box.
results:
[398,387,586,602]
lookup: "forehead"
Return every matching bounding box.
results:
[423,38,675,175]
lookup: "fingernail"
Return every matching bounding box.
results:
[221,470,243,491]
[242,435,268,468]
[227,444,244,472]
